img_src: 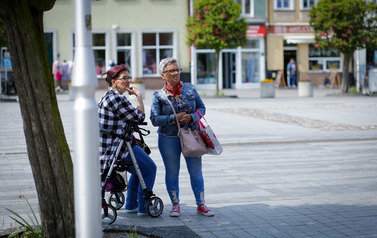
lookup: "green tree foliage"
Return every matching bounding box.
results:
[310,0,377,93]
[186,0,247,94]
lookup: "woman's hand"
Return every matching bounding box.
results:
[176,112,192,124]
[126,86,141,97]
[127,86,144,112]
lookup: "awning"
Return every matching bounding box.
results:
[284,35,315,44]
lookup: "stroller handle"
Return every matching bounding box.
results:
[100,121,149,139]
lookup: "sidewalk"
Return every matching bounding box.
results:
[1,87,377,237]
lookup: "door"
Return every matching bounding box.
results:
[222,52,236,89]
[44,32,54,73]
[284,50,297,86]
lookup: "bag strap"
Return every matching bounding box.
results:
[195,111,209,126]
[161,90,181,136]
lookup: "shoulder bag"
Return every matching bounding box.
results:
[162,90,208,158]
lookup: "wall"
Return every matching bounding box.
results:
[44,0,74,62]
[297,43,308,81]
[43,0,189,78]
[266,35,284,70]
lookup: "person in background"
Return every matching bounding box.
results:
[150,58,214,217]
[287,58,297,88]
[52,59,63,92]
[98,64,156,216]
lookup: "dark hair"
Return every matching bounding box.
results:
[102,64,129,86]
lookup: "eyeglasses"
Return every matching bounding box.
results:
[163,69,182,74]
[116,76,132,81]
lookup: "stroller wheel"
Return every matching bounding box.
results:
[146,196,164,218]
[102,203,117,225]
[109,191,125,210]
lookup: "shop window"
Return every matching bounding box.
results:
[141,32,174,75]
[301,0,316,10]
[275,0,294,10]
[72,32,107,75]
[242,52,260,83]
[241,39,262,83]
[196,52,216,84]
[244,39,260,49]
[309,44,341,72]
[116,32,132,73]
[235,0,253,17]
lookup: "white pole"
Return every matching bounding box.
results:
[72,0,102,237]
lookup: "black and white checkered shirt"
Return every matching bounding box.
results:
[98,88,145,174]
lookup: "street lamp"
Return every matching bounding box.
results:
[72,0,102,237]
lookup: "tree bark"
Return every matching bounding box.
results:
[0,1,75,237]
[341,52,353,93]
[215,50,220,95]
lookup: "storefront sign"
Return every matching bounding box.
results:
[247,25,266,38]
[268,25,314,35]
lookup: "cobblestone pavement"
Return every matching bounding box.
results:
[1,87,377,237]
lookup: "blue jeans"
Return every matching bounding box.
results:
[124,145,156,213]
[158,134,205,205]
[290,75,296,87]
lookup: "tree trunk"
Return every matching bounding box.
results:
[341,52,353,93]
[215,50,220,95]
[0,1,75,237]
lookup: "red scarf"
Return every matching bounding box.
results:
[165,81,182,98]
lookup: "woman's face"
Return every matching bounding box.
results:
[112,70,131,93]
[161,62,180,88]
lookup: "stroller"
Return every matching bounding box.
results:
[101,121,164,224]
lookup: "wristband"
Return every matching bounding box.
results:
[136,93,142,97]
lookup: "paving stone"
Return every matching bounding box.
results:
[1,88,377,237]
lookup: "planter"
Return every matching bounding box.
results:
[298,81,313,97]
[260,82,275,98]
[68,84,74,101]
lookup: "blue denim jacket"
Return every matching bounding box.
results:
[150,83,206,137]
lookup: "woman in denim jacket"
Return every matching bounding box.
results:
[150,58,214,217]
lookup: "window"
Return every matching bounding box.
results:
[235,0,253,17]
[275,0,294,10]
[309,44,341,72]
[196,51,216,84]
[141,31,175,75]
[93,33,106,75]
[72,32,108,75]
[116,32,133,74]
[301,0,316,10]
[241,39,262,83]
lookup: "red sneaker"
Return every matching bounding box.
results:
[170,203,180,217]
[197,204,214,217]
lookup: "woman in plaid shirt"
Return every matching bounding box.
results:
[98,64,156,216]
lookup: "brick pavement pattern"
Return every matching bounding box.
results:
[1,88,377,237]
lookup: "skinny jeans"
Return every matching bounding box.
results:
[158,134,205,205]
[124,145,156,213]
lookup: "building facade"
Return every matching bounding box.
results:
[43,0,267,90]
[189,0,267,90]
[266,0,342,86]
[44,0,190,89]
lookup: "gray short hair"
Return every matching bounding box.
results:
[159,58,180,74]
